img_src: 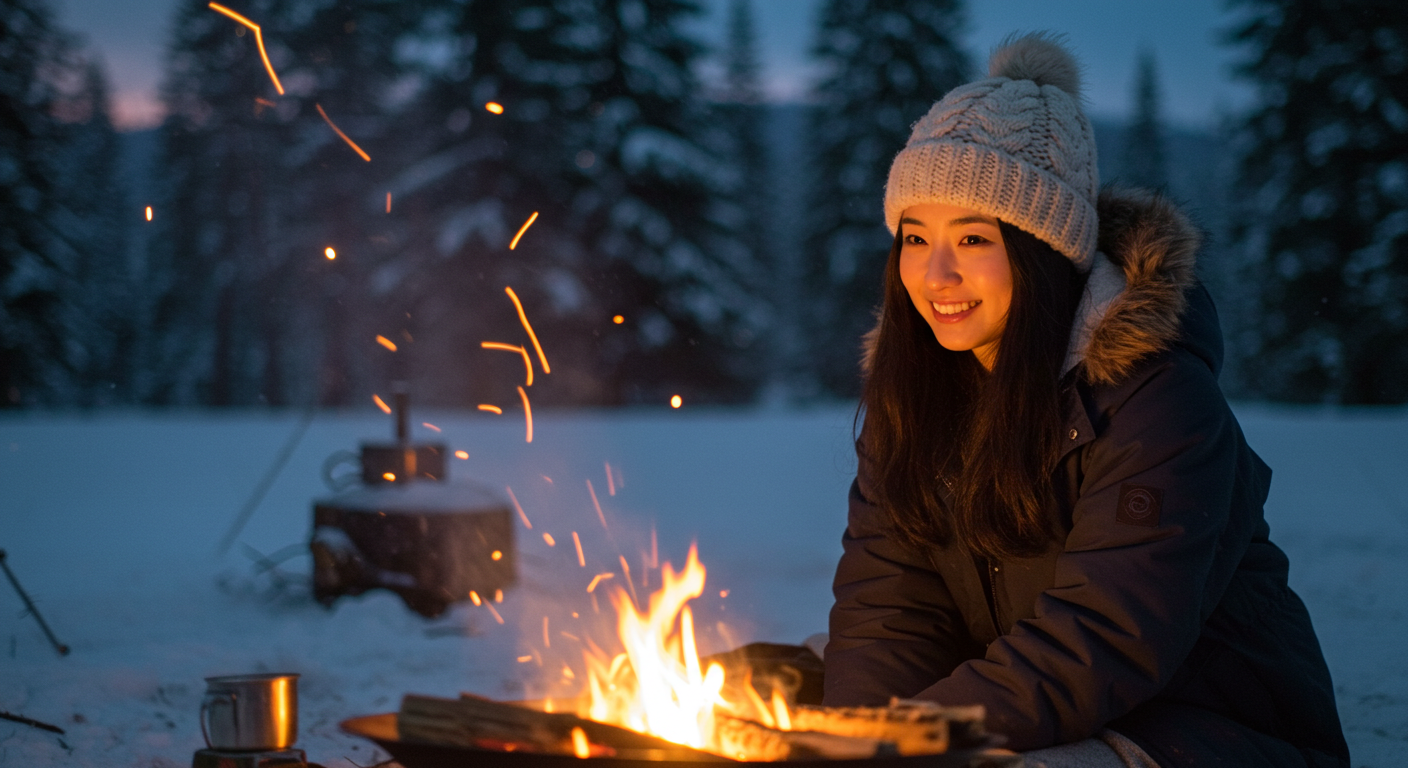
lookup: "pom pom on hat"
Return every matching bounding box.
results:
[883,32,1100,269]
[988,31,1082,99]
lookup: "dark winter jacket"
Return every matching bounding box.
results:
[824,189,1351,768]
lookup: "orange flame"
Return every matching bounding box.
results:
[208,3,284,94]
[376,335,397,351]
[373,394,391,414]
[504,286,550,374]
[509,211,539,250]
[482,341,533,386]
[315,103,371,162]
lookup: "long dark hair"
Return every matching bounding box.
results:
[859,222,1087,559]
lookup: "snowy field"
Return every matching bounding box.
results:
[0,405,1404,767]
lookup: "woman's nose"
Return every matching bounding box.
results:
[925,246,961,289]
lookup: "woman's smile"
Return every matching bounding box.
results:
[931,299,982,322]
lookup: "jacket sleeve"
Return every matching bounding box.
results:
[912,351,1261,750]
[824,447,977,706]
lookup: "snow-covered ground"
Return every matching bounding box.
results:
[0,405,1403,767]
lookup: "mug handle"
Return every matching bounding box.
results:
[200,690,238,748]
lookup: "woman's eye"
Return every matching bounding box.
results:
[959,235,988,246]
[904,234,927,246]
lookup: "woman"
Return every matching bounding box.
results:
[823,34,1350,768]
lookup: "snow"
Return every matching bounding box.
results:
[0,405,1404,767]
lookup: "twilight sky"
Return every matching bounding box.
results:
[53,0,1252,132]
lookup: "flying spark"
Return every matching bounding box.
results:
[504,287,550,374]
[508,211,539,250]
[481,341,533,386]
[572,531,585,567]
[612,315,624,324]
[670,395,682,409]
[542,532,555,546]
[385,192,392,213]
[720,590,730,598]
[572,727,590,759]
[469,590,482,606]
[605,462,615,496]
[586,572,614,593]
[324,247,336,260]
[587,479,607,529]
[376,335,397,352]
[543,616,551,648]
[618,555,639,606]
[478,404,503,415]
[492,550,503,561]
[144,206,153,221]
[455,450,469,459]
[506,486,532,529]
[485,102,504,114]
[422,422,441,432]
[373,394,391,414]
[517,655,532,663]
[518,385,533,443]
[485,603,504,624]
[315,103,371,162]
[207,3,284,94]
[383,472,396,481]
[495,589,503,603]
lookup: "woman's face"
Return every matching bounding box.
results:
[898,203,1013,369]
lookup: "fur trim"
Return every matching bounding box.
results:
[1080,187,1200,385]
[858,187,1201,385]
[988,32,1082,99]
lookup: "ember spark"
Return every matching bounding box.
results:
[509,211,539,250]
[482,341,533,386]
[478,404,502,415]
[504,286,550,374]
[207,3,284,95]
[376,335,397,352]
[373,394,391,414]
[315,103,371,162]
[518,385,533,443]
[506,486,532,529]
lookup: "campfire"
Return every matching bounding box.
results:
[370,545,999,764]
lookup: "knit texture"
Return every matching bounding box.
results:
[884,34,1099,269]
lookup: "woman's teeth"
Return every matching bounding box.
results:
[933,300,980,315]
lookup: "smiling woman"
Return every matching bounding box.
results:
[825,32,1350,768]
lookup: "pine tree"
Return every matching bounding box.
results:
[0,0,69,407]
[1228,0,1408,403]
[395,0,759,406]
[1119,48,1168,190]
[50,56,133,405]
[802,0,971,399]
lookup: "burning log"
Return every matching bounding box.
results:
[714,715,892,761]
[788,700,989,755]
[397,694,724,760]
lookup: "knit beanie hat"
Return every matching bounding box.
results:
[884,33,1099,270]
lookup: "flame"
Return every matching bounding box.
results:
[208,3,284,94]
[510,211,539,250]
[571,727,590,759]
[315,103,371,162]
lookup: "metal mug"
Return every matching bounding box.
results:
[200,673,300,751]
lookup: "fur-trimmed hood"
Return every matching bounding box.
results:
[1065,187,1201,385]
[862,186,1202,386]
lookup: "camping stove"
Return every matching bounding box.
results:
[310,385,516,617]
[192,746,309,768]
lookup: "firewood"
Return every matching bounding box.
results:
[397,694,723,760]
[785,700,988,754]
[713,715,896,761]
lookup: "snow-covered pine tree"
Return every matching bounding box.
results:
[0,0,70,407]
[1228,0,1408,403]
[396,0,759,406]
[49,56,134,406]
[803,0,971,399]
[714,0,776,392]
[149,0,303,405]
[1119,48,1168,190]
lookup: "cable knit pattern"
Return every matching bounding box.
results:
[883,35,1099,270]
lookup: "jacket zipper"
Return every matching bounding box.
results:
[975,555,1004,639]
